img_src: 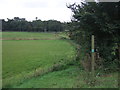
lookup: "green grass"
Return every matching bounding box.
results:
[14,66,80,88]
[3,40,75,77]
[2,32,76,87]
[2,32,118,88]
[2,32,59,40]
[13,66,118,88]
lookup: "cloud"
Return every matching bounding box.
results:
[22,0,48,8]
[0,0,81,22]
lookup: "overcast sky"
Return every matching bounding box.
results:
[0,0,82,22]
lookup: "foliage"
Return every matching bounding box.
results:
[2,17,64,32]
[68,2,120,68]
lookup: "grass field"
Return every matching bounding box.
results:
[2,32,76,87]
[2,32,59,40]
[14,67,118,88]
[2,32,118,88]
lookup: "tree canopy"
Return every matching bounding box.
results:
[2,17,65,32]
[68,1,120,68]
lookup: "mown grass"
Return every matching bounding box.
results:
[2,32,59,40]
[2,32,118,88]
[2,32,76,87]
[14,65,118,88]
[14,66,80,88]
[3,40,75,77]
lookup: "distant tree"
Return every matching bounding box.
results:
[2,17,65,32]
[35,17,38,20]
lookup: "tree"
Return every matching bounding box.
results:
[2,17,65,32]
[68,1,120,68]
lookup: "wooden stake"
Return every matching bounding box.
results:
[91,35,95,77]
[118,44,120,62]
[118,44,120,88]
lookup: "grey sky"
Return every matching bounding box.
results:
[0,0,82,22]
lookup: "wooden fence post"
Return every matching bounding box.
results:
[118,44,120,88]
[91,35,95,77]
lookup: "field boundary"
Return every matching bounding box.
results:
[1,38,59,40]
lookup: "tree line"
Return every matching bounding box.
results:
[68,1,120,70]
[2,17,66,32]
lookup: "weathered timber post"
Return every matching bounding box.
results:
[118,44,120,62]
[91,35,95,77]
[118,44,120,88]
